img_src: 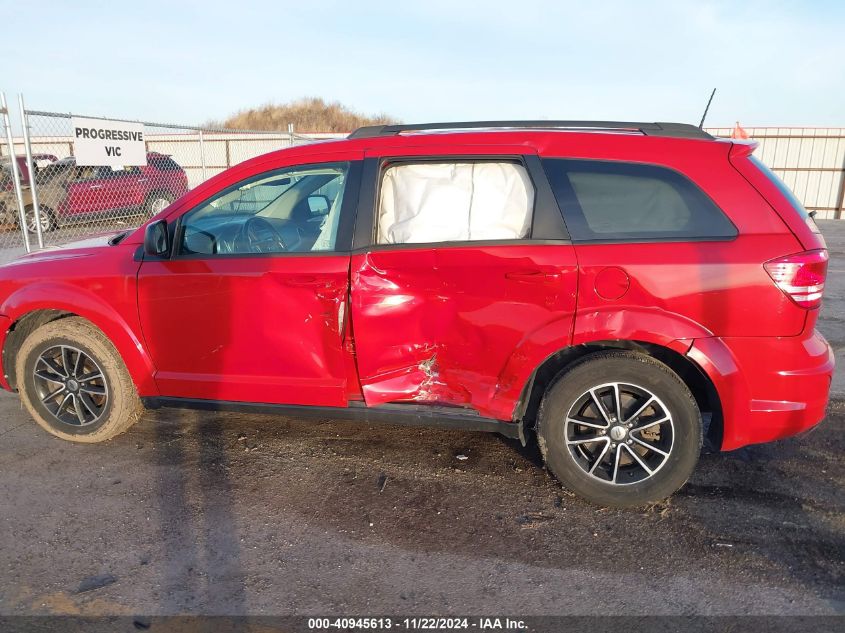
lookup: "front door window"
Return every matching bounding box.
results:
[178,162,350,256]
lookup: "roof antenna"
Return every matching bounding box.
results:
[699,88,716,129]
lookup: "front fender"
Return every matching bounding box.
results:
[1,281,158,396]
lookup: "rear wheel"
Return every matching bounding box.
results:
[16,317,143,443]
[537,351,702,507]
[145,191,173,217]
[24,205,57,234]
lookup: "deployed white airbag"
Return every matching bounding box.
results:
[377,162,534,244]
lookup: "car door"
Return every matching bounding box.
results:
[349,146,579,420]
[65,166,110,216]
[136,154,363,406]
[101,166,143,211]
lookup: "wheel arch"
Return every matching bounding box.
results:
[145,188,174,206]
[514,339,723,451]
[145,187,171,200]
[3,309,70,390]
[2,287,158,396]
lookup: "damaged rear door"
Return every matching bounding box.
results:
[349,146,578,419]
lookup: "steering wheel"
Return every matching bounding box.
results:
[238,216,287,253]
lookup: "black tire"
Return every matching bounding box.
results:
[23,205,57,234]
[537,351,702,507]
[145,191,174,217]
[16,317,143,443]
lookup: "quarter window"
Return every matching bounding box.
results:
[542,159,736,241]
[377,161,534,244]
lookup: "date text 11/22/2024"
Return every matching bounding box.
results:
[307,617,527,630]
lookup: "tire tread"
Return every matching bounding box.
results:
[15,317,143,443]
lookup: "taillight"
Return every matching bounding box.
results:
[764,249,828,309]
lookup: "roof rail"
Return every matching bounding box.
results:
[348,120,714,141]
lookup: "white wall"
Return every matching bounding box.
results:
[706,127,845,219]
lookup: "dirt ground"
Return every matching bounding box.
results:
[0,223,843,617]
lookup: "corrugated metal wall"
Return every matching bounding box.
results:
[707,127,845,219]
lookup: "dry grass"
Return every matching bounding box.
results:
[210,97,399,133]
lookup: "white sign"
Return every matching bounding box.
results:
[71,117,146,167]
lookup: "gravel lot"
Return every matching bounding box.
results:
[0,222,842,617]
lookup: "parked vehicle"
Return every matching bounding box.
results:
[0,182,66,232]
[19,152,189,233]
[0,121,833,506]
[0,155,57,193]
[0,154,63,229]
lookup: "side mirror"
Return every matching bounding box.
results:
[307,194,330,216]
[144,219,170,257]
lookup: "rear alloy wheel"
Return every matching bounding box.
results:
[16,317,143,442]
[564,382,674,485]
[145,192,173,216]
[537,351,702,507]
[24,205,56,234]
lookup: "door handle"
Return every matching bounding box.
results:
[505,270,561,282]
[137,178,148,183]
[89,184,102,190]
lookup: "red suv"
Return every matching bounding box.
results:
[30,152,188,232]
[0,121,833,506]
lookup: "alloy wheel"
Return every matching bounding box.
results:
[149,197,170,214]
[564,382,674,485]
[25,208,51,233]
[31,345,109,427]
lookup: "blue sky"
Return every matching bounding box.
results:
[3,0,844,128]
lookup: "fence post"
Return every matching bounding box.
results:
[18,94,43,249]
[835,149,845,221]
[0,92,31,253]
[288,123,294,147]
[199,130,207,182]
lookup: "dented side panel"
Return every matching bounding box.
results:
[349,245,579,418]
[137,255,352,406]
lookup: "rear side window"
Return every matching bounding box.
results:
[377,161,534,244]
[542,159,736,241]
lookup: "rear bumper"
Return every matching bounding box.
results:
[0,314,11,391]
[688,329,834,451]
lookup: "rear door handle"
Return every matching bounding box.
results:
[89,184,102,190]
[505,270,561,282]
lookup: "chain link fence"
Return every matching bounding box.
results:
[0,94,325,264]
[2,96,844,266]
[0,94,32,262]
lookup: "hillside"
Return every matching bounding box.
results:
[212,98,399,133]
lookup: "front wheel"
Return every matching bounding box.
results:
[537,351,702,507]
[16,317,143,443]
